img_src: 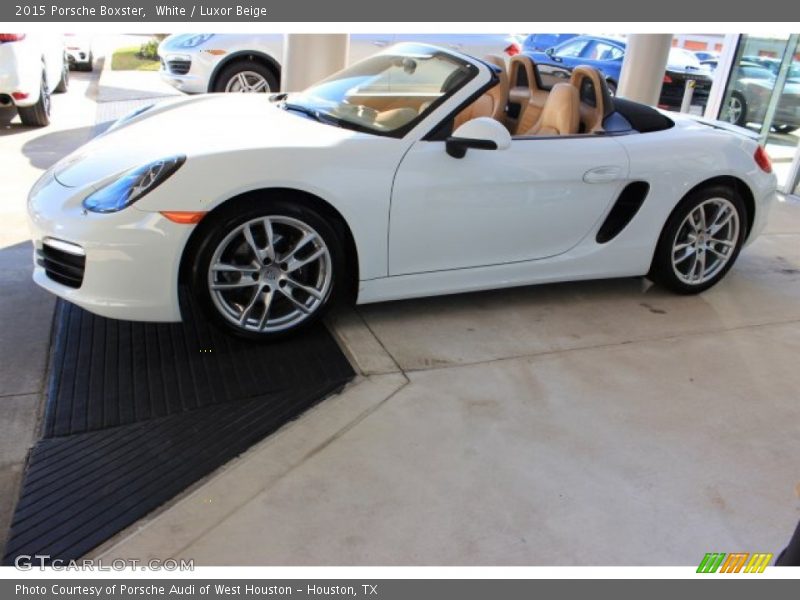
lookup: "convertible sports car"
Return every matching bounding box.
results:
[28,43,777,340]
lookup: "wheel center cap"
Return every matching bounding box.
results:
[261,266,280,282]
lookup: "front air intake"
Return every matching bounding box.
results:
[37,240,86,288]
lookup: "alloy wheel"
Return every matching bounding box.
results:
[725,95,743,125]
[207,216,332,333]
[224,71,271,93]
[671,198,740,285]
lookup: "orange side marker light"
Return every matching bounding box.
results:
[160,211,207,224]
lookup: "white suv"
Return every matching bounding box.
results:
[158,33,521,94]
[0,33,67,126]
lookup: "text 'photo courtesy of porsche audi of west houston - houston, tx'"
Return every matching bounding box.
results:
[27,43,777,340]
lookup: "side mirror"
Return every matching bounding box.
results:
[545,47,555,56]
[446,117,511,159]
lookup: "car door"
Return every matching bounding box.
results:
[388,135,629,275]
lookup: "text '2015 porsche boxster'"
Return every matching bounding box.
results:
[28,43,778,339]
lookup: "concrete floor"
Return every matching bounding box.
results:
[91,199,800,566]
[1,44,800,564]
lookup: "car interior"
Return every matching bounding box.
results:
[323,51,674,138]
[450,54,674,138]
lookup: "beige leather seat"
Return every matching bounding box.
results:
[523,82,580,136]
[569,66,610,133]
[453,54,509,129]
[507,54,550,135]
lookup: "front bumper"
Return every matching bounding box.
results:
[65,49,91,65]
[27,179,192,322]
[747,180,779,245]
[159,52,211,94]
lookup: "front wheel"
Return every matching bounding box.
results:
[213,60,278,93]
[190,200,344,340]
[724,92,747,126]
[649,185,746,294]
[81,53,94,72]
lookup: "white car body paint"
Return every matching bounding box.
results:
[63,33,92,69]
[0,33,64,108]
[27,45,777,323]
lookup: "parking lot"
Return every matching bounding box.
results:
[1,37,800,565]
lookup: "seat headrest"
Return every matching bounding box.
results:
[508,54,541,91]
[569,65,614,131]
[525,82,580,136]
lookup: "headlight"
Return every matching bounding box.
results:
[180,34,214,48]
[82,156,185,213]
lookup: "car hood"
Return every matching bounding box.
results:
[52,94,357,189]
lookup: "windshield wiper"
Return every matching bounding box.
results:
[281,102,341,127]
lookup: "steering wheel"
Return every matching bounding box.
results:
[333,102,379,125]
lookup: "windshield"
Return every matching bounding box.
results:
[282,45,477,137]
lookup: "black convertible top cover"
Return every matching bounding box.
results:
[612,98,674,133]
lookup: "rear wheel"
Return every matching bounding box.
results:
[649,185,746,294]
[190,199,344,340]
[54,62,69,93]
[18,72,51,127]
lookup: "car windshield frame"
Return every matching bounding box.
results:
[280,44,480,139]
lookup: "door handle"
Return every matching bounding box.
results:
[583,166,623,183]
[372,40,388,47]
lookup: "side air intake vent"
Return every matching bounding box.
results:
[596,181,650,244]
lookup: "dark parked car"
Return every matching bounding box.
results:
[723,63,800,133]
[525,35,713,111]
[522,33,578,53]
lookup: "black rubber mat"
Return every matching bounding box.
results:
[2,299,354,564]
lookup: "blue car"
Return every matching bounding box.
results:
[521,33,578,53]
[525,34,713,109]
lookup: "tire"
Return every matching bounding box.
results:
[81,53,94,72]
[724,92,747,126]
[54,62,69,93]
[17,73,51,127]
[772,124,797,134]
[212,59,278,93]
[649,184,747,295]
[189,198,345,341]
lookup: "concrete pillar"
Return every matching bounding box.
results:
[617,34,673,106]
[282,34,349,93]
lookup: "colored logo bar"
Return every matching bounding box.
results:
[697,552,773,573]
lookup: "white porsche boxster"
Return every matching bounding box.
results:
[28,43,778,339]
